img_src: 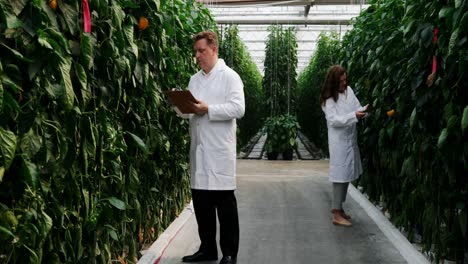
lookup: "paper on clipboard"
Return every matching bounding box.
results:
[164,90,198,114]
[357,104,368,112]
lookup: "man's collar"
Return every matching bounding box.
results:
[202,59,225,76]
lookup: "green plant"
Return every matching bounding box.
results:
[339,0,467,261]
[219,25,265,150]
[263,25,298,117]
[264,115,300,155]
[0,0,215,263]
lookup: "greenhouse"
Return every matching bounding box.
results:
[0,0,466,264]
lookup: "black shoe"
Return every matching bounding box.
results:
[182,250,218,262]
[219,256,237,264]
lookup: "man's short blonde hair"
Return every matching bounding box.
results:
[192,31,218,47]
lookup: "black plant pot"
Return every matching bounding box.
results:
[267,151,278,160]
[282,149,294,160]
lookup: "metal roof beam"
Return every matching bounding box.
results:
[197,0,366,6]
[304,3,312,17]
[215,17,350,25]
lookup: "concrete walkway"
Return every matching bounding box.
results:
[140,160,428,264]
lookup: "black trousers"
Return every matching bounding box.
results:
[191,189,239,258]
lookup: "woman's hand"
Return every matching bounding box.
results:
[356,104,368,119]
[356,111,366,119]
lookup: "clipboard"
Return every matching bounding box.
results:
[164,90,198,114]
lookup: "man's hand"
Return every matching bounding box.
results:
[192,99,208,115]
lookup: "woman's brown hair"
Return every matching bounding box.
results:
[319,65,347,106]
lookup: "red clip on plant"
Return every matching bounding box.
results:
[427,27,438,86]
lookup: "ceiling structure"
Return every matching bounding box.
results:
[197,0,368,74]
[197,0,367,25]
[197,0,366,6]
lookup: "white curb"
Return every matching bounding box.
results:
[138,201,194,264]
[348,184,429,264]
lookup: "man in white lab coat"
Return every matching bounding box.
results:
[175,31,244,264]
[319,65,367,227]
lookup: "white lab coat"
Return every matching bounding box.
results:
[322,86,363,183]
[175,59,245,190]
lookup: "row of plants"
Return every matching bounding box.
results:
[0,0,215,263]
[297,32,341,155]
[337,0,467,262]
[263,25,298,117]
[262,25,300,160]
[218,25,265,151]
[263,114,300,160]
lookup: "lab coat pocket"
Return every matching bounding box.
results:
[329,143,353,167]
[205,148,235,177]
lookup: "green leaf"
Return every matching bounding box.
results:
[449,28,460,55]
[40,0,59,28]
[123,21,134,46]
[0,43,31,62]
[402,20,415,36]
[44,79,62,99]
[437,128,448,149]
[0,225,15,240]
[455,0,463,8]
[401,157,415,177]
[38,33,54,50]
[108,229,118,241]
[462,105,468,134]
[74,62,90,104]
[111,4,124,30]
[460,13,468,32]
[60,3,78,35]
[83,117,96,160]
[0,167,5,183]
[410,108,417,129]
[40,211,53,237]
[1,74,20,92]
[126,132,148,155]
[0,79,3,111]
[420,24,432,48]
[58,55,75,110]
[439,7,453,19]
[11,0,27,16]
[155,0,161,10]
[5,14,22,29]
[0,127,17,170]
[165,140,170,153]
[106,197,126,210]
[21,159,38,190]
[20,129,42,157]
[80,33,94,70]
[447,115,459,131]
[41,28,71,55]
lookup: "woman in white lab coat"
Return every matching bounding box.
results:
[320,65,367,227]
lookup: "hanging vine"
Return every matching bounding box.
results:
[339,0,467,262]
[0,0,216,263]
[263,25,298,117]
[218,24,264,150]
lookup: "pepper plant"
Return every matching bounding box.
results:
[219,25,265,150]
[0,0,215,263]
[262,25,298,156]
[339,0,467,261]
[263,25,298,117]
